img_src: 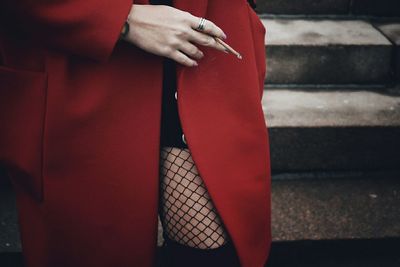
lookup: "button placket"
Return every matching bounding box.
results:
[174,90,186,144]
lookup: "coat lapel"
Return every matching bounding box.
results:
[172,1,271,266]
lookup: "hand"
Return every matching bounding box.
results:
[122,4,228,67]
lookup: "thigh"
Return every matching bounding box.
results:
[158,146,229,249]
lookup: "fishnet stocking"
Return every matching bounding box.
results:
[158,146,230,249]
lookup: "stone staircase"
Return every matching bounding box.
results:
[257,0,400,265]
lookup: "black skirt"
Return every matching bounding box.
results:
[151,0,187,148]
[159,58,187,148]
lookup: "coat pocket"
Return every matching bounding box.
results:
[0,65,47,202]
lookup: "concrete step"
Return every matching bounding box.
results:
[256,0,400,17]
[262,18,394,85]
[271,174,400,241]
[262,87,400,171]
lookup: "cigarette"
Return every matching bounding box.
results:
[214,37,242,60]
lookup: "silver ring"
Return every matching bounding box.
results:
[197,17,206,31]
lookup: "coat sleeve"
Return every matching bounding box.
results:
[2,0,134,63]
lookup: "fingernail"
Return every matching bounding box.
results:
[193,61,198,67]
[222,33,227,39]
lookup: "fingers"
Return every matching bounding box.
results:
[165,41,204,67]
[188,30,229,53]
[168,49,199,67]
[189,16,227,40]
[167,31,228,67]
[178,41,205,60]
[163,13,229,67]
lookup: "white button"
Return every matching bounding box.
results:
[182,133,187,144]
[174,91,178,100]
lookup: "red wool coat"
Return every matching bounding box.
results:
[0,0,271,266]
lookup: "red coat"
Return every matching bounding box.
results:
[0,0,271,266]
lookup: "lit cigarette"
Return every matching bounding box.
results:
[214,37,242,59]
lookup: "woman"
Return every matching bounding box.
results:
[0,0,271,266]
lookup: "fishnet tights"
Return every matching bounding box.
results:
[158,146,230,249]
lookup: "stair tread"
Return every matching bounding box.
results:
[260,18,395,84]
[262,18,391,46]
[262,87,400,127]
[272,175,400,241]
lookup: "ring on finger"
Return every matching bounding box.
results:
[197,17,206,31]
